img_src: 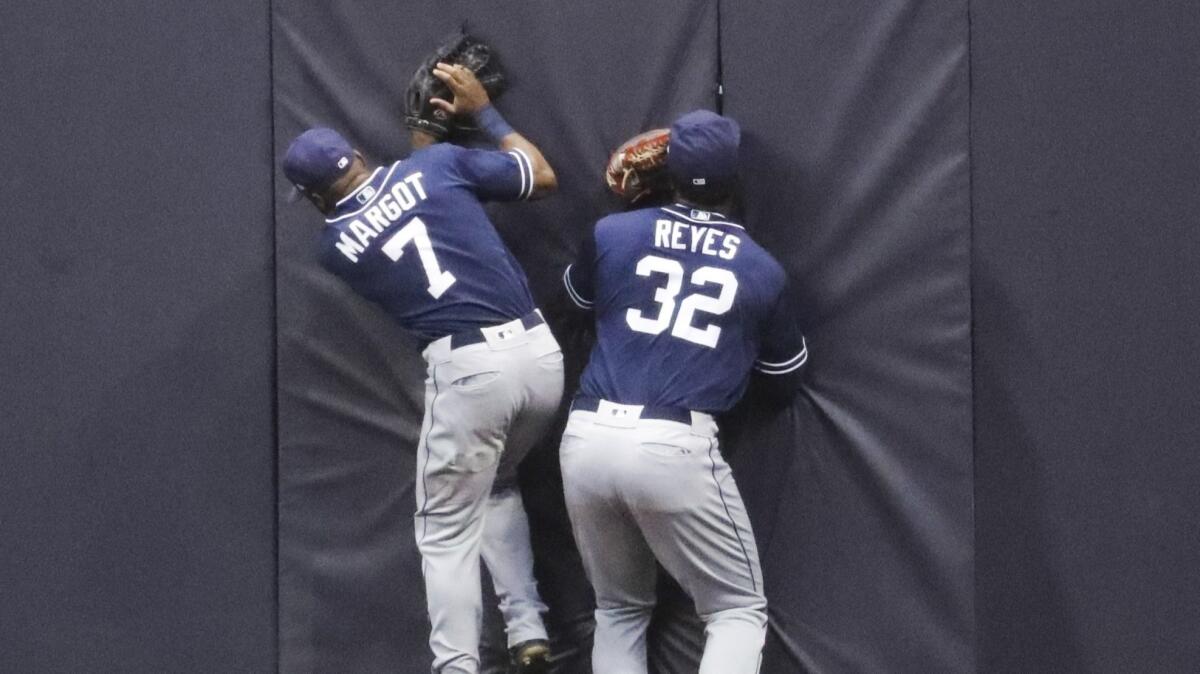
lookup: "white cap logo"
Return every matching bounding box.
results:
[337,156,349,169]
[692,178,706,185]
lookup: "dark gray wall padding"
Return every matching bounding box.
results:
[0,2,276,672]
[721,1,974,671]
[972,1,1200,672]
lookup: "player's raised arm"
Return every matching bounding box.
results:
[430,63,557,199]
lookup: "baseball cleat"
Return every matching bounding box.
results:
[509,638,551,674]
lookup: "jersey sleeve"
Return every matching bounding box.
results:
[754,282,809,376]
[563,226,598,310]
[453,145,536,202]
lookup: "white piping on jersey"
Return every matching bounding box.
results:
[325,162,401,224]
[563,264,594,309]
[754,338,808,375]
[510,150,527,200]
[333,166,383,208]
[660,205,745,230]
[508,148,535,200]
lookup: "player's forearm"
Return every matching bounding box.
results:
[476,105,557,199]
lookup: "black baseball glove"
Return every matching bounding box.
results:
[405,32,508,140]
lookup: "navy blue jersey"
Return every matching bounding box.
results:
[565,204,807,413]
[318,143,538,343]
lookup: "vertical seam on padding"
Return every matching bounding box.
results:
[966,0,980,667]
[267,0,281,670]
[715,0,725,113]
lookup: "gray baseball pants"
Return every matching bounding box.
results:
[560,400,767,674]
[416,315,564,674]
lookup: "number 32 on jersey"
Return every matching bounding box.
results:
[626,254,738,348]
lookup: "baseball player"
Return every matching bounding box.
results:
[560,110,808,673]
[282,52,560,673]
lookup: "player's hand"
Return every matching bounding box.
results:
[430,62,490,117]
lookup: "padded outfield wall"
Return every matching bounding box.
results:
[1,1,1197,672]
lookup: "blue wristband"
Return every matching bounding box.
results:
[476,105,514,142]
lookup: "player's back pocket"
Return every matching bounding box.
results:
[639,442,692,458]
[450,371,501,391]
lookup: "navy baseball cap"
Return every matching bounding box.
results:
[282,127,355,196]
[666,110,741,194]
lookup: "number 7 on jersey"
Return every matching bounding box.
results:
[381,216,457,299]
